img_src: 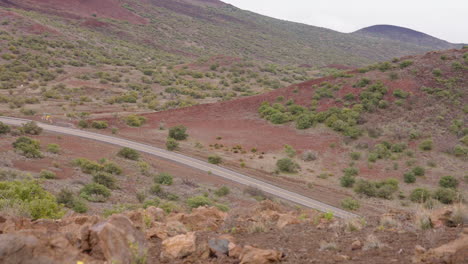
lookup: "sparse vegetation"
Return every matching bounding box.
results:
[117,147,140,160]
[208,155,222,165]
[341,198,360,211]
[168,125,188,140]
[276,158,299,173]
[154,172,173,185]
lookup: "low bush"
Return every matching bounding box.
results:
[166,137,179,151]
[214,186,230,197]
[350,152,361,160]
[154,172,173,185]
[56,189,88,213]
[354,178,399,199]
[92,172,117,189]
[117,147,140,160]
[79,183,111,202]
[439,176,458,189]
[91,121,108,129]
[0,180,63,219]
[124,115,147,127]
[12,136,43,158]
[433,188,458,204]
[73,158,103,174]
[340,174,356,188]
[419,140,433,151]
[404,172,416,183]
[20,121,42,135]
[301,150,317,161]
[412,166,425,176]
[39,170,56,179]
[276,158,299,173]
[186,195,213,208]
[46,143,60,154]
[399,60,413,69]
[343,167,359,177]
[341,198,360,211]
[168,125,188,140]
[208,155,222,165]
[0,122,11,134]
[410,188,431,203]
[393,89,409,98]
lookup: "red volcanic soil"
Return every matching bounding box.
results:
[0,0,148,25]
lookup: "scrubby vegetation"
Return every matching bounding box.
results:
[118,147,140,160]
[0,180,63,219]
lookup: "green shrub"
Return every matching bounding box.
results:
[410,188,431,203]
[340,174,356,188]
[208,155,222,165]
[72,158,102,174]
[39,170,56,179]
[403,172,416,183]
[0,180,63,219]
[353,78,371,88]
[56,189,88,213]
[393,89,409,98]
[78,120,89,128]
[0,122,11,134]
[343,167,359,177]
[433,188,458,204]
[168,125,188,140]
[12,136,43,158]
[102,161,122,175]
[412,166,425,176]
[269,112,289,124]
[354,178,399,199]
[350,152,361,160]
[117,147,140,160]
[461,136,468,146]
[186,195,213,208]
[419,140,433,151]
[46,143,60,154]
[124,115,147,127]
[214,186,230,197]
[276,158,299,173]
[439,176,458,189]
[341,198,360,211]
[20,121,42,135]
[399,60,413,69]
[354,179,377,197]
[166,137,179,151]
[154,172,173,185]
[284,145,296,157]
[149,184,163,195]
[79,183,111,202]
[91,121,108,129]
[93,172,117,189]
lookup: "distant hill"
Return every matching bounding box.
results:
[0,0,457,67]
[353,25,463,51]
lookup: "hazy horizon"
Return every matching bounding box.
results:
[223,0,468,44]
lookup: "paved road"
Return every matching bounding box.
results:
[0,117,358,219]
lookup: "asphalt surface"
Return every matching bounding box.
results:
[0,116,359,218]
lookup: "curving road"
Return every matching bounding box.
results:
[0,116,358,219]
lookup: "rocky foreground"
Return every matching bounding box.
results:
[0,201,466,264]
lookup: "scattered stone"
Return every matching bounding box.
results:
[239,245,284,264]
[161,232,197,259]
[351,240,363,250]
[88,215,147,263]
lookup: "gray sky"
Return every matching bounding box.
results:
[223,0,468,43]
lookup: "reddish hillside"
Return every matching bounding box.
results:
[121,49,466,154]
[0,0,148,24]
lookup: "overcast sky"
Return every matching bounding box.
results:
[223,0,468,43]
